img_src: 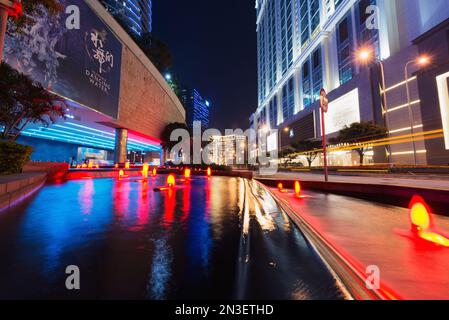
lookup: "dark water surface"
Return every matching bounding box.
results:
[0,176,344,300]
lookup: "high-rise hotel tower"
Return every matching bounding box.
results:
[251,0,449,166]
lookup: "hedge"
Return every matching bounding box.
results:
[0,140,33,175]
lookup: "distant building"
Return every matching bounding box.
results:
[181,88,211,129]
[100,0,152,36]
[209,135,247,166]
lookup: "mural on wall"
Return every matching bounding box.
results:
[4,0,122,119]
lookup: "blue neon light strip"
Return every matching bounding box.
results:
[63,123,161,150]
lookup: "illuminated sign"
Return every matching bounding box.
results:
[436,72,449,150]
[4,0,122,119]
[323,89,361,135]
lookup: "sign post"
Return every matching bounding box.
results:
[320,88,329,182]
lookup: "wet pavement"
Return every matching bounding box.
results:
[271,186,449,300]
[0,176,344,300]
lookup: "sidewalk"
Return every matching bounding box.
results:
[255,171,449,191]
[269,186,449,300]
[0,172,47,211]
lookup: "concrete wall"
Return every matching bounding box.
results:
[115,46,185,138]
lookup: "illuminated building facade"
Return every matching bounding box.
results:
[181,88,211,129]
[100,0,152,36]
[252,0,449,165]
[209,135,247,166]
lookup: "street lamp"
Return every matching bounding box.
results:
[356,46,391,164]
[405,55,430,166]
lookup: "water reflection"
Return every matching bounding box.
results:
[0,176,343,300]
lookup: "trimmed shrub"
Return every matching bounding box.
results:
[0,140,33,175]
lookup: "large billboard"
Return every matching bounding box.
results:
[4,0,122,119]
[323,89,361,135]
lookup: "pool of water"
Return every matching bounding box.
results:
[0,175,344,300]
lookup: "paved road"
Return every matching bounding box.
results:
[254,172,449,191]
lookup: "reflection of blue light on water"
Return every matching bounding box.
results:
[18,180,114,277]
[186,185,212,270]
[148,237,172,299]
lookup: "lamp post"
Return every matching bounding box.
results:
[320,88,329,182]
[404,56,430,167]
[356,47,391,164]
[0,0,22,61]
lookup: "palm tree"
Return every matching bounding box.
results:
[0,62,66,140]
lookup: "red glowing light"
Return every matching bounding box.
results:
[207,167,212,177]
[409,195,449,247]
[184,168,191,179]
[167,174,175,187]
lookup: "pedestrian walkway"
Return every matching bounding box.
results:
[270,186,449,300]
[255,171,449,191]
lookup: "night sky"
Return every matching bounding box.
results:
[152,0,258,131]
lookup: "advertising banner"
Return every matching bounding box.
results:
[4,0,122,119]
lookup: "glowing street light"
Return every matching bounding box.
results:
[405,55,431,166]
[355,46,391,164]
[165,73,172,81]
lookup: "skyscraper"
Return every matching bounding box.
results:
[100,0,152,36]
[181,88,211,129]
[252,0,449,166]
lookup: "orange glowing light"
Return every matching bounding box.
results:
[410,201,431,231]
[76,165,81,169]
[418,231,449,247]
[125,162,130,169]
[207,167,212,177]
[118,169,124,179]
[152,168,157,176]
[408,195,449,247]
[142,163,149,179]
[88,162,93,169]
[81,164,87,169]
[417,56,430,66]
[96,165,100,169]
[294,181,301,197]
[278,183,284,190]
[114,163,119,169]
[184,168,191,179]
[167,174,175,187]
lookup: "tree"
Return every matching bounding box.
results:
[161,122,190,153]
[291,139,322,167]
[7,0,63,35]
[136,33,173,74]
[0,62,66,140]
[278,147,296,168]
[334,121,387,165]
